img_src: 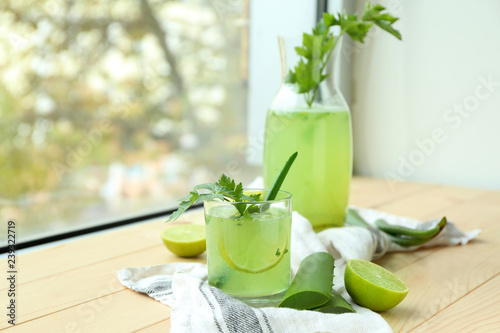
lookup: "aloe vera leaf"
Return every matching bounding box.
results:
[375,218,440,239]
[278,252,335,310]
[311,289,355,314]
[265,152,298,201]
[436,216,448,231]
[382,217,447,246]
[386,234,434,247]
[345,208,371,228]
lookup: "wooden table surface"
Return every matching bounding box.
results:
[2,177,499,332]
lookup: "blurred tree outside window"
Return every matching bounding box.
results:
[0,0,257,245]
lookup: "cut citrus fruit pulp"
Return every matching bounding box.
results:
[217,238,288,274]
[161,224,206,257]
[215,210,289,274]
[344,258,409,312]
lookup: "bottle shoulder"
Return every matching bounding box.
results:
[269,83,350,111]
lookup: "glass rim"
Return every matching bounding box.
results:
[204,188,292,204]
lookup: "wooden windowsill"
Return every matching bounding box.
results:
[1,177,499,332]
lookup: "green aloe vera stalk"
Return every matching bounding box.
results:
[375,217,447,239]
[279,252,335,310]
[345,208,371,227]
[311,289,355,314]
[346,208,448,247]
[265,152,298,201]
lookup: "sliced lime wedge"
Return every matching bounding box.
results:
[217,239,288,274]
[161,224,206,257]
[344,258,409,312]
[216,214,289,274]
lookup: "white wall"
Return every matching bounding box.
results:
[351,0,500,190]
[246,0,317,165]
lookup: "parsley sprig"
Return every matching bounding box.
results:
[286,2,402,107]
[166,152,298,222]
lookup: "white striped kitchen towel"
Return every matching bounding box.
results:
[118,209,480,333]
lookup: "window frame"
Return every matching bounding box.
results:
[0,0,329,253]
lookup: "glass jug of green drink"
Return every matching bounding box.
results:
[263,35,352,231]
[263,7,401,231]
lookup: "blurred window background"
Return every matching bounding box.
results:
[0,0,259,246]
[3,0,499,248]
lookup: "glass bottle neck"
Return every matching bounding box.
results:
[275,35,348,109]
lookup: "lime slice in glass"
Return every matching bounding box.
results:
[344,258,409,312]
[217,214,289,274]
[217,239,288,274]
[161,224,206,257]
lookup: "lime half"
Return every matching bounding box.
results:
[344,258,409,312]
[161,224,206,257]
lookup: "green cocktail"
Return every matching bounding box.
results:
[263,107,352,231]
[204,190,292,300]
